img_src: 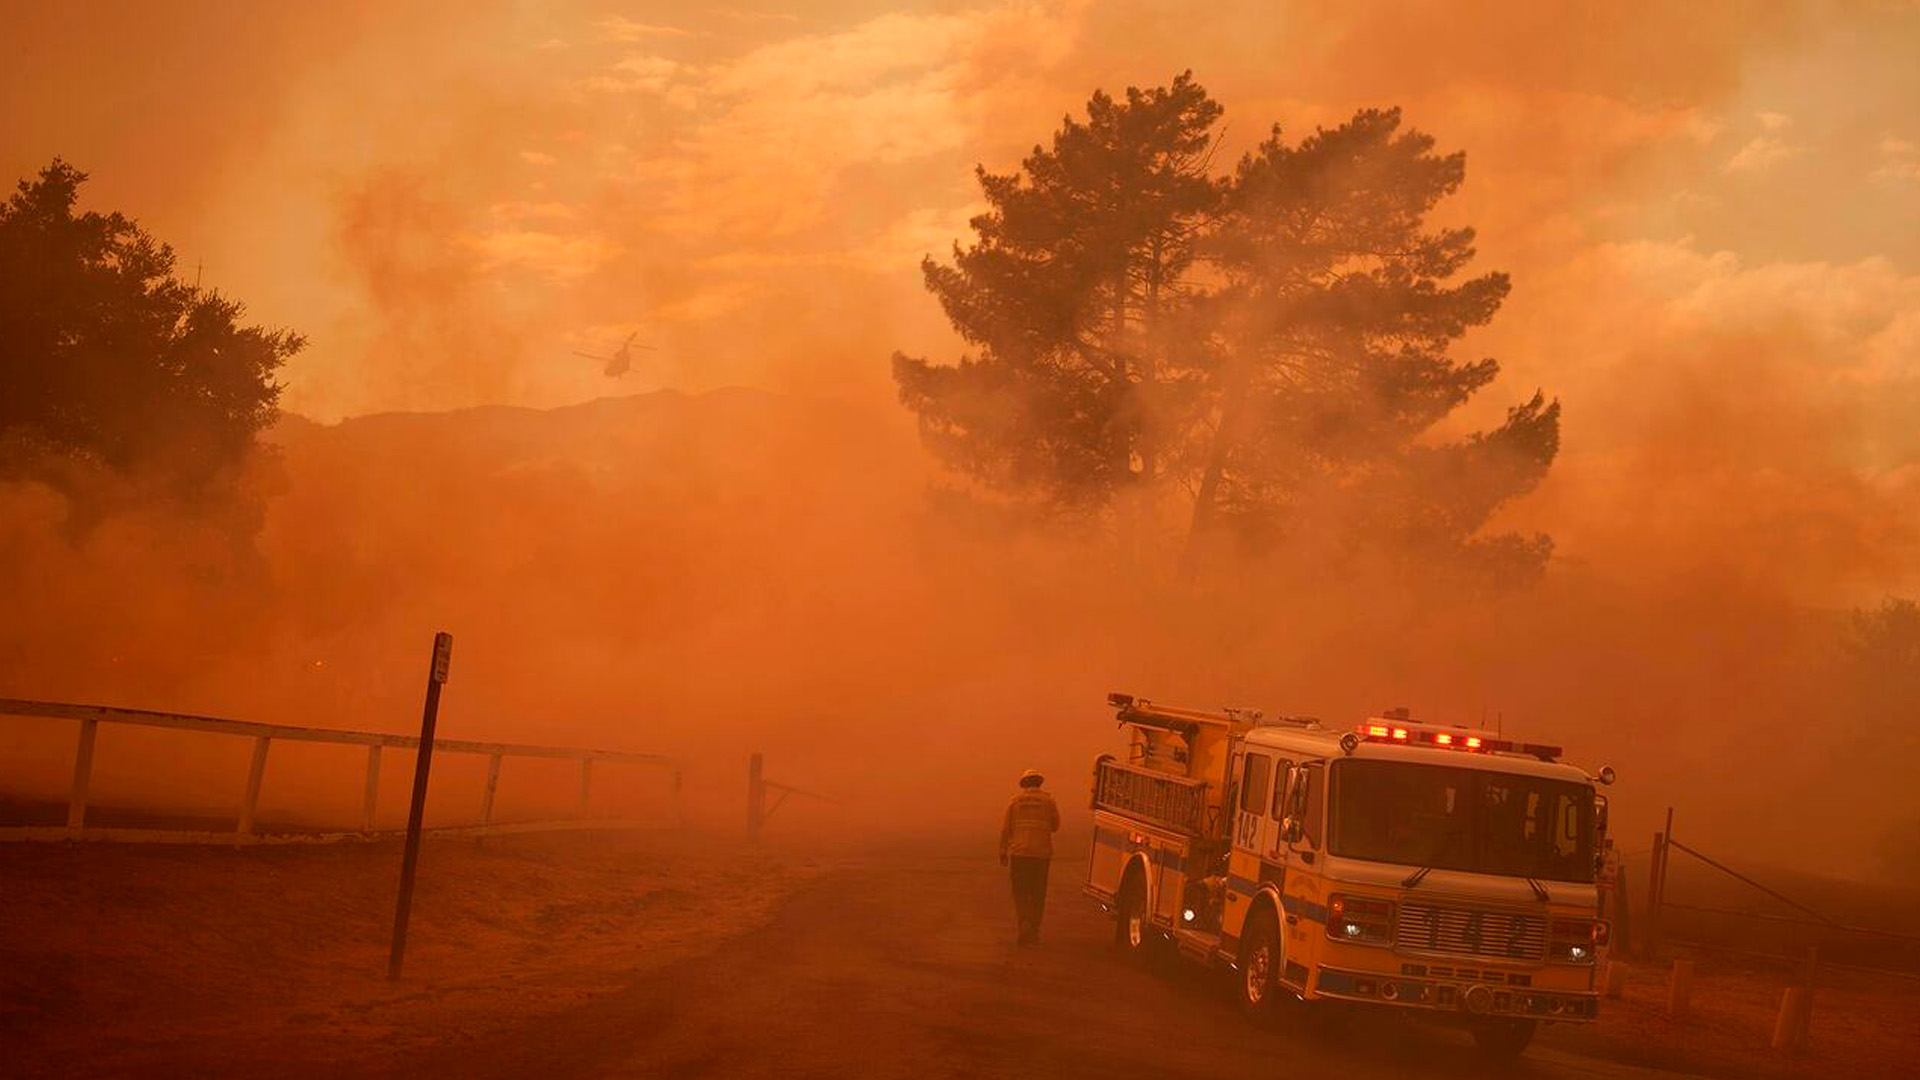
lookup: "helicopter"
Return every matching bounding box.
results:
[572,331,656,378]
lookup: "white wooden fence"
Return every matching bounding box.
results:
[0,698,682,844]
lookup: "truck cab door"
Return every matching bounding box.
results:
[1232,752,1272,853]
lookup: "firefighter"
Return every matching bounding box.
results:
[999,768,1061,946]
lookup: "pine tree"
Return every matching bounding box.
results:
[1182,108,1556,581]
[891,71,1223,541]
[894,83,1559,587]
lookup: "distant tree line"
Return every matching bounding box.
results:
[0,160,301,532]
[1837,596,1920,883]
[893,72,1558,586]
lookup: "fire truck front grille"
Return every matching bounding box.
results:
[1394,903,1548,962]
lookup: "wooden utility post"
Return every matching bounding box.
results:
[389,631,451,981]
[746,752,831,842]
[67,717,98,829]
[361,746,382,832]
[1646,806,1674,956]
[481,753,502,826]
[237,736,273,836]
[747,752,766,843]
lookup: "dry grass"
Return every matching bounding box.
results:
[1551,949,1920,1079]
[0,831,827,1077]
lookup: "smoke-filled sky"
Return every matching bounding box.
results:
[4,2,1920,875]
[7,0,1919,599]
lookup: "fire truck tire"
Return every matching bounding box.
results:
[1236,911,1283,1019]
[1113,875,1153,962]
[1470,1017,1537,1059]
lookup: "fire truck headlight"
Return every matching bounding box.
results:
[1183,908,1196,923]
[1325,893,1395,946]
[1549,918,1603,963]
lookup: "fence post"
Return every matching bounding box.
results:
[1770,944,1817,1053]
[1604,961,1629,998]
[578,758,593,818]
[1772,987,1811,1052]
[67,717,99,829]
[237,736,272,836]
[747,752,765,843]
[1613,861,1636,957]
[362,746,381,832]
[1668,958,1695,1019]
[1646,830,1666,955]
[482,753,503,825]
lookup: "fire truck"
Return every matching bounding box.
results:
[1084,693,1616,1058]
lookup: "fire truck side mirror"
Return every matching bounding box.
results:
[1282,779,1305,843]
[1593,794,1610,839]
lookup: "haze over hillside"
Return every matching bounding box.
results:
[0,385,1910,881]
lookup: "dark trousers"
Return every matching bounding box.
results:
[1008,855,1050,944]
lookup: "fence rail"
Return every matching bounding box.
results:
[1642,806,1920,982]
[0,697,682,843]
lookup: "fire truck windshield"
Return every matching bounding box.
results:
[1328,760,1595,884]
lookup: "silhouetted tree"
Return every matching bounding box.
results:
[1185,109,1556,581]
[894,80,1559,586]
[892,72,1223,553]
[0,160,303,521]
[1841,596,1920,724]
[1836,597,1920,884]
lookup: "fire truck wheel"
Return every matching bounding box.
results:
[1113,877,1152,961]
[1237,912,1283,1019]
[1470,1017,1537,1059]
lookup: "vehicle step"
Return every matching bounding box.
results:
[1170,927,1221,960]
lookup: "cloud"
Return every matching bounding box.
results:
[1604,239,1920,377]
[596,16,693,42]
[1871,134,1920,183]
[469,228,617,279]
[694,203,982,274]
[579,53,692,99]
[518,150,556,167]
[1722,110,1803,172]
[636,6,1083,241]
[707,7,800,24]
[488,199,576,223]
[1724,134,1802,172]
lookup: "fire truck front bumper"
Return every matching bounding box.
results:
[1314,966,1599,1022]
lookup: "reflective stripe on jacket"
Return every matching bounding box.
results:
[999,789,1060,858]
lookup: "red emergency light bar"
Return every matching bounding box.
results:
[1358,720,1561,762]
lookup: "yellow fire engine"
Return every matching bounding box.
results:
[1084,693,1616,1058]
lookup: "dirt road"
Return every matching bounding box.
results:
[24,840,1900,1079]
[345,855,1707,1080]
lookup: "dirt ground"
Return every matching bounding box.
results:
[1557,951,1920,1080]
[0,832,826,1077]
[2,839,1915,1079]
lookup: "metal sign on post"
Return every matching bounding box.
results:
[389,631,452,980]
[430,633,452,685]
